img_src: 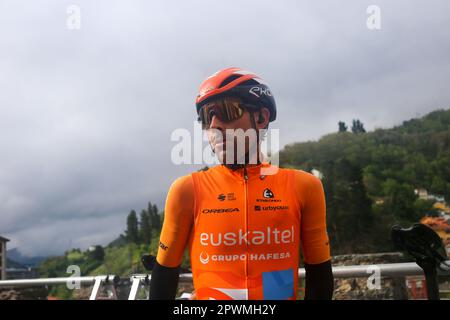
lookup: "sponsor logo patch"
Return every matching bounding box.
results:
[199,251,291,264]
[263,188,274,198]
[254,205,289,212]
[159,241,168,251]
[202,208,240,214]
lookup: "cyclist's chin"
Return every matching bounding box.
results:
[215,148,227,164]
[215,149,236,165]
[216,150,248,166]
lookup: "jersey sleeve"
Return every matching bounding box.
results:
[294,170,331,265]
[156,174,194,268]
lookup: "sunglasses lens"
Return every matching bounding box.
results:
[199,97,245,128]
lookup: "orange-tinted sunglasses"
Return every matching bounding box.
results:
[198,97,254,129]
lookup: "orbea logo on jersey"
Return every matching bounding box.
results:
[200,226,295,246]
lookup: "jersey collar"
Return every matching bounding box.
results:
[218,161,274,181]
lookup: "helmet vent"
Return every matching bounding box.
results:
[239,79,260,86]
[219,75,242,88]
[220,75,261,88]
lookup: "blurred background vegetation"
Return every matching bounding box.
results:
[280,109,450,254]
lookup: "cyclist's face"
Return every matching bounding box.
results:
[206,109,263,165]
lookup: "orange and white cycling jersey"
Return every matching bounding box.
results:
[156,161,330,300]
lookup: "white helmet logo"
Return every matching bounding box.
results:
[249,86,272,98]
[200,251,209,264]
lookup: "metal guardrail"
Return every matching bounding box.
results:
[1,262,449,300]
[114,261,450,299]
[0,275,120,300]
[298,262,450,279]
[0,275,119,287]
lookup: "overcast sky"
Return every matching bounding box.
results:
[1,0,449,257]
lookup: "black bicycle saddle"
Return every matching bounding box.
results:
[391,223,447,267]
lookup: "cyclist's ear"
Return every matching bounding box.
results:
[256,107,270,128]
[257,112,264,124]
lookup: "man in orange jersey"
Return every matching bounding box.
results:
[149,68,334,300]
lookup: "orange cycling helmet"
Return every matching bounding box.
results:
[195,67,277,122]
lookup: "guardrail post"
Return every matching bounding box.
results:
[128,275,150,300]
[128,277,141,300]
[89,276,103,300]
[89,276,117,300]
[391,276,408,300]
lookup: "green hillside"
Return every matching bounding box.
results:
[279,108,450,254]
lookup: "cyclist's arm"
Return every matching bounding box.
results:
[295,171,334,300]
[149,175,194,300]
[304,260,333,300]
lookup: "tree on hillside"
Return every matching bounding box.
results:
[381,179,422,222]
[88,246,105,261]
[140,209,152,245]
[338,121,348,132]
[322,158,373,253]
[430,176,447,196]
[125,210,140,243]
[150,203,161,231]
[351,119,366,134]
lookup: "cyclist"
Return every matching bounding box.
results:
[150,67,333,300]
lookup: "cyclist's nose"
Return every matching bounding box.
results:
[209,114,223,130]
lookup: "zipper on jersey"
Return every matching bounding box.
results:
[243,164,249,295]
